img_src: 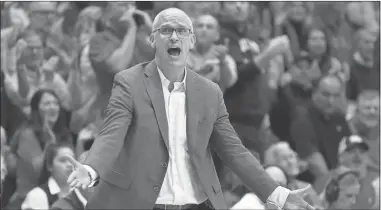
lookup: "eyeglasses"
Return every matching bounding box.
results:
[152,27,192,38]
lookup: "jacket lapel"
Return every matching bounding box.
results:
[143,61,170,150]
[185,69,201,154]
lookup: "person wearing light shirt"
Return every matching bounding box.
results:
[65,8,314,210]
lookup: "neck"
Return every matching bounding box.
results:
[155,56,185,82]
[55,177,70,192]
[195,43,213,55]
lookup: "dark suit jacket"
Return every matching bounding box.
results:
[84,61,278,209]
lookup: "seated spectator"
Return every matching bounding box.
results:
[321,170,361,210]
[89,2,154,113]
[188,14,237,92]
[50,151,94,210]
[290,75,351,183]
[315,135,380,209]
[347,29,379,101]
[1,126,17,208]
[263,142,322,208]
[348,90,380,168]
[230,165,288,209]
[7,89,72,208]
[22,143,74,210]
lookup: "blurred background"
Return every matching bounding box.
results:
[0,1,379,210]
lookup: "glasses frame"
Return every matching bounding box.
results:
[152,27,192,38]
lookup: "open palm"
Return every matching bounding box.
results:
[284,185,315,210]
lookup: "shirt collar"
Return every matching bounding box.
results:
[157,67,187,91]
[48,177,60,195]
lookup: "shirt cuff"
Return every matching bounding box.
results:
[83,165,99,187]
[266,186,290,209]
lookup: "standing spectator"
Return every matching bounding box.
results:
[348,90,380,168]
[315,135,380,209]
[321,170,361,210]
[290,75,351,183]
[274,2,313,57]
[89,2,153,113]
[7,89,72,209]
[21,143,74,210]
[347,29,379,101]
[188,14,237,92]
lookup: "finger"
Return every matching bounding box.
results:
[306,202,315,210]
[64,155,81,168]
[69,180,79,188]
[293,184,312,196]
[81,184,88,190]
[67,171,77,183]
[75,181,82,189]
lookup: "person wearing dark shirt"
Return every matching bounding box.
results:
[347,29,379,101]
[89,2,154,113]
[290,75,351,183]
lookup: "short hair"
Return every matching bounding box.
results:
[193,13,220,30]
[357,90,380,103]
[152,8,193,33]
[263,142,293,166]
[314,74,344,92]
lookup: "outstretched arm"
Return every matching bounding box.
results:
[83,72,134,179]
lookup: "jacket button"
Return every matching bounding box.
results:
[153,186,160,192]
[162,163,167,168]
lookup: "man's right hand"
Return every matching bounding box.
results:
[65,155,92,189]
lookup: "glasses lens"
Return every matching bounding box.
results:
[160,27,173,35]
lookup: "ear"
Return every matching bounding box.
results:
[190,33,196,49]
[149,34,155,48]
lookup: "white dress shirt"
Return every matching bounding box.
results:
[85,68,291,208]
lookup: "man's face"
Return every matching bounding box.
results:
[307,29,327,56]
[28,3,57,31]
[339,147,368,174]
[277,147,300,177]
[358,32,376,60]
[287,2,307,22]
[357,97,380,127]
[333,181,360,209]
[151,9,195,68]
[222,1,250,22]
[22,34,44,67]
[194,15,219,46]
[313,78,342,115]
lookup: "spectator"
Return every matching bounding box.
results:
[8,89,72,209]
[3,30,72,114]
[274,2,313,57]
[263,142,322,208]
[89,2,153,113]
[348,90,380,168]
[230,165,288,210]
[21,143,74,210]
[68,6,102,133]
[50,151,94,210]
[315,135,380,209]
[290,75,351,183]
[347,29,379,101]
[188,14,237,92]
[321,170,361,210]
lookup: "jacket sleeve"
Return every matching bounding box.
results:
[83,72,134,178]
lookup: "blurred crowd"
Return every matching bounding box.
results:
[0,1,380,210]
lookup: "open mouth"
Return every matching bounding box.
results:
[167,47,181,57]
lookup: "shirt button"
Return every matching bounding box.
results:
[162,162,167,168]
[153,186,160,192]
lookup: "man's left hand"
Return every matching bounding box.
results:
[284,185,315,210]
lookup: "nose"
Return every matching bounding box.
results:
[169,30,179,41]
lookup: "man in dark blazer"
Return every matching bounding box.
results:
[66,8,314,210]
